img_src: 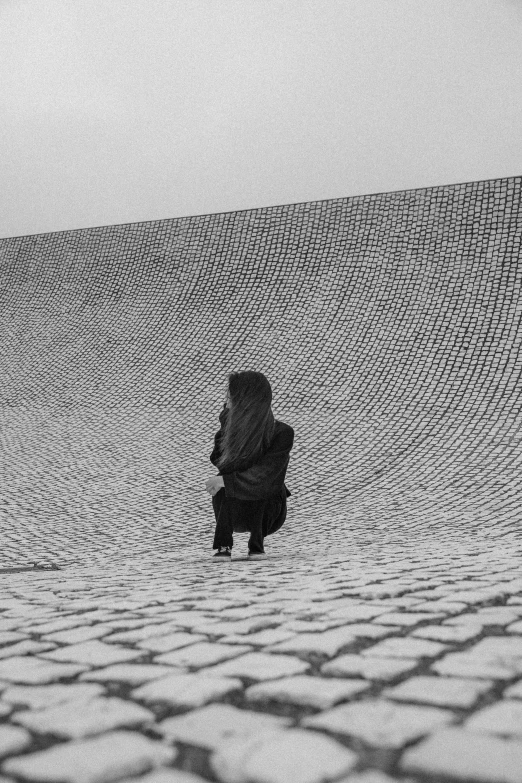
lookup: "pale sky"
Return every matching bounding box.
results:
[1,0,521,239]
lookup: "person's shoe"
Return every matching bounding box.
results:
[213,546,231,558]
[248,550,267,560]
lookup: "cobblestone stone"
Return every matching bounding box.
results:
[338,773,413,783]
[302,699,454,747]
[132,672,243,708]
[12,696,155,738]
[506,680,522,699]
[0,726,32,758]
[0,641,57,659]
[39,640,145,666]
[361,637,448,659]
[1,682,105,708]
[221,628,296,646]
[401,728,522,782]
[202,651,311,680]
[465,699,522,737]
[321,654,419,681]
[0,657,87,684]
[411,623,482,642]
[157,703,291,749]
[79,664,182,684]
[42,625,115,645]
[245,675,369,709]
[136,632,207,653]
[118,772,208,783]
[154,642,252,669]
[432,653,518,680]
[384,675,493,708]
[1,730,176,783]
[211,728,358,783]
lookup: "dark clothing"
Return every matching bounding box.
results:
[211,488,285,553]
[210,409,294,551]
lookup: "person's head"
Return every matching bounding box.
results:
[216,371,275,471]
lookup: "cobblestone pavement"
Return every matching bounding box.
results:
[1,535,522,783]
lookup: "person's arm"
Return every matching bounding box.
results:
[222,425,294,501]
[210,407,228,466]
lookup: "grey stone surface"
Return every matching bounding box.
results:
[11,696,155,739]
[132,673,243,708]
[202,651,311,680]
[2,730,176,783]
[401,728,522,782]
[384,675,493,708]
[154,642,252,669]
[156,704,291,750]
[302,699,454,747]
[1,682,105,708]
[321,654,419,681]
[245,675,369,709]
[465,700,522,737]
[211,728,358,783]
[0,726,32,759]
[78,664,182,684]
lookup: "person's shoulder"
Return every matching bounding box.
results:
[275,420,294,434]
[273,420,294,442]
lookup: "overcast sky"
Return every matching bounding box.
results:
[1,0,521,239]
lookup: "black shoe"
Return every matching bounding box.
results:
[213,546,231,558]
[248,550,267,560]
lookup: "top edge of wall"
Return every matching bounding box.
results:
[2,174,521,243]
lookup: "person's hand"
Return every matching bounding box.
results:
[205,475,224,496]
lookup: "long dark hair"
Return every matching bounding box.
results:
[216,371,276,473]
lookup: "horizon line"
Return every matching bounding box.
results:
[2,172,520,242]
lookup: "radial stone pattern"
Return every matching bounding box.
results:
[0,175,521,568]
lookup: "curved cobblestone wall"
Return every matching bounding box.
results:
[0,176,521,565]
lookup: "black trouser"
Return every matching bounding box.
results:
[212,488,286,553]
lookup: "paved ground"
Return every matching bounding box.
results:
[1,534,522,783]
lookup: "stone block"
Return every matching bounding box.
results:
[12,696,154,739]
[43,626,114,645]
[385,675,492,708]
[154,642,252,669]
[361,637,447,659]
[157,703,290,750]
[505,680,522,699]
[132,673,242,708]
[0,657,87,684]
[79,664,182,684]
[321,654,418,681]
[465,700,522,737]
[202,651,310,680]
[411,624,482,643]
[221,629,296,647]
[302,699,454,747]
[0,726,32,759]
[1,682,105,709]
[375,612,443,627]
[211,728,357,783]
[401,728,522,782]
[245,675,369,709]
[39,640,144,666]
[266,626,362,657]
[2,730,176,783]
[0,641,57,659]
[136,633,206,653]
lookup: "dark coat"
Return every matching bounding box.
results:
[210,408,294,502]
